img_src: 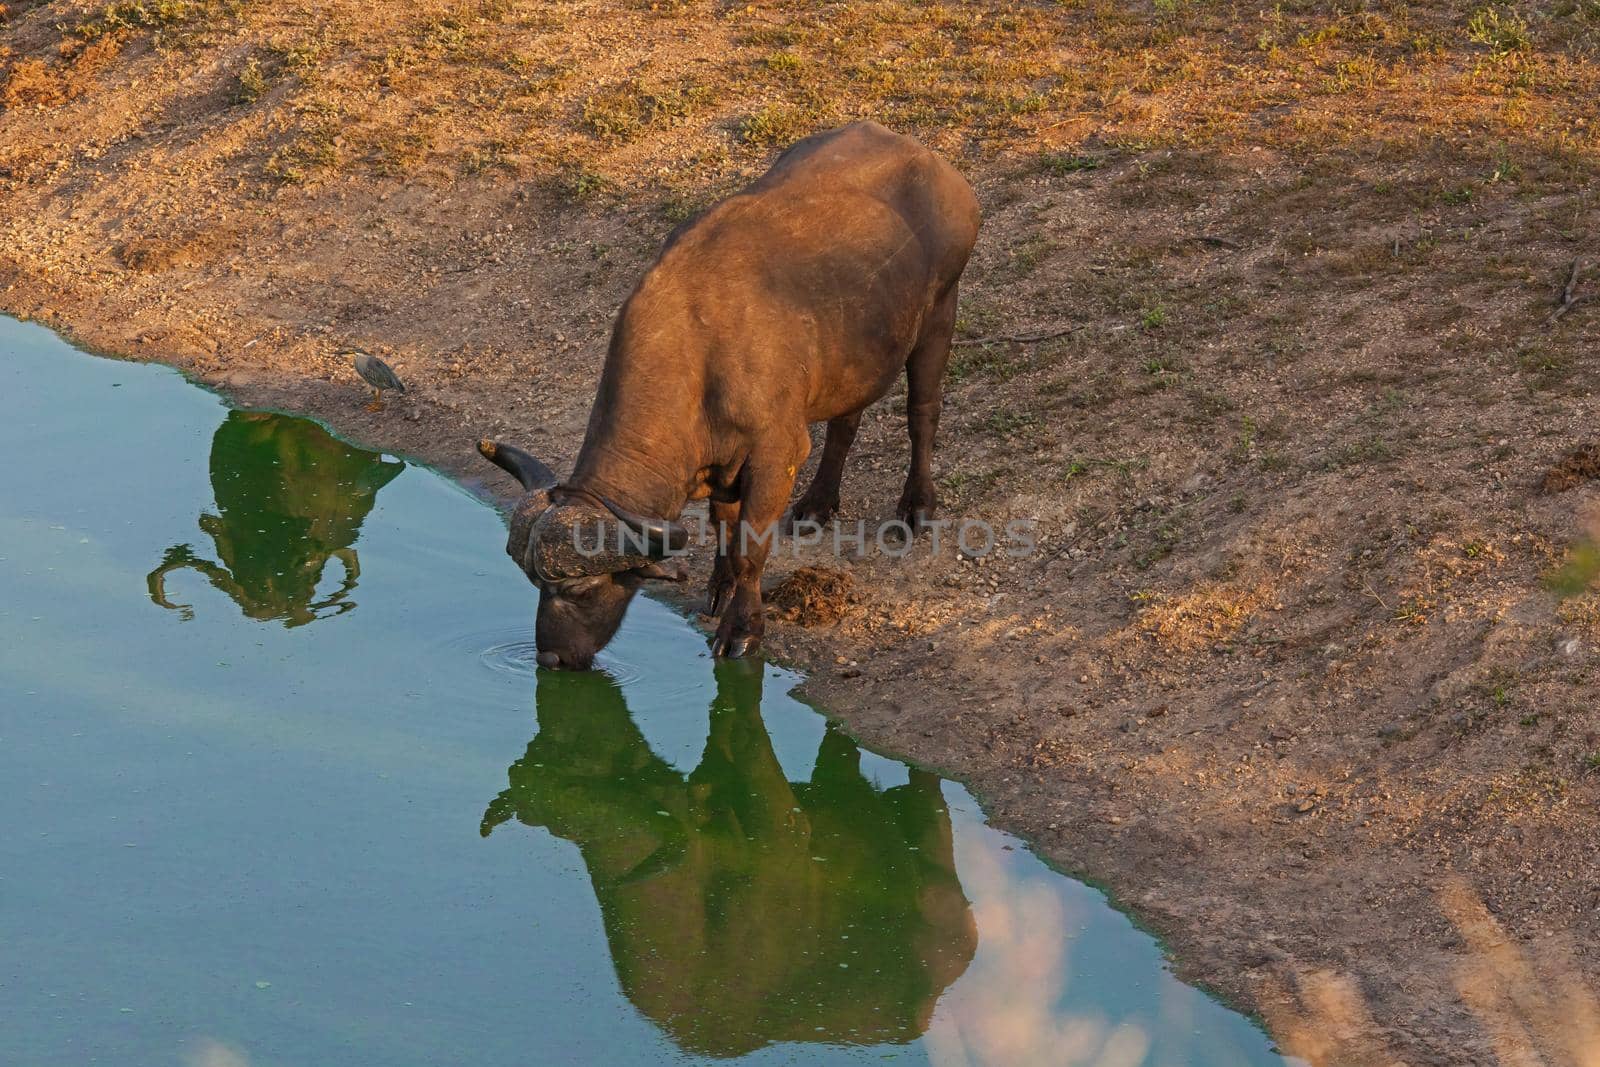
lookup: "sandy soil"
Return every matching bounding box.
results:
[5,2,1600,1062]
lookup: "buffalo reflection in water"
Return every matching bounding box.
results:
[147,411,404,628]
[481,660,978,1057]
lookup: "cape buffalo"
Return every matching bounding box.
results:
[480,120,980,668]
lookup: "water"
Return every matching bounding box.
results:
[0,317,1289,1066]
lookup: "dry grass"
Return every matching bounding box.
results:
[3,0,1596,194]
[1135,581,1273,653]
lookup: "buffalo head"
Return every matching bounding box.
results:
[478,439,687,670]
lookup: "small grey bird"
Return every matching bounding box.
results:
[346,348,405,411]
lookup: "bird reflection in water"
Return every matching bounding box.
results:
[481,659,978,1056]
[146,411,404,627]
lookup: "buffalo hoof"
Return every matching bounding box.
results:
[895,483,937,536]
[783,495,839,532]
[710,630,761,658]
[711,610,764,658]
[893,503,937,538]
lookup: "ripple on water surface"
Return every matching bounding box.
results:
[445,602,701,695]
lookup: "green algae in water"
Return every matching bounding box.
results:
[0,316,1290,1066]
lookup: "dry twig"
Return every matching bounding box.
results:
[1546,256,1588,326]
[953,324,1085,347]
[1188,234,1243,251]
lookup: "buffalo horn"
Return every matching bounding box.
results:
[599,496,689,557]
[478,439,559,491]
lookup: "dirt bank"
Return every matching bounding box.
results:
[5,1,1600,1062]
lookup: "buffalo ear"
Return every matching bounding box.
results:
[633,561,687,582]
[478,439,559,491]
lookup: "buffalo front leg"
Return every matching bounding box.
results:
[899,284,958,533]
[706,496,740,617]
[712,445,806,658]
[785,411,862,530]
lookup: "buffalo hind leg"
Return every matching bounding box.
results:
[712,441,807,658]
[785,411,862,530]
[899,285,958,533]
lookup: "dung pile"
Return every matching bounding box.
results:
[766,566,856,627]
[1540,441,1600,494]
